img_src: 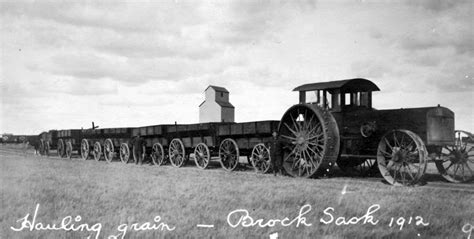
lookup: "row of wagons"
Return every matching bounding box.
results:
[38,121,280,173]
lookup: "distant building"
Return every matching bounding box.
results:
[199,85,235,123]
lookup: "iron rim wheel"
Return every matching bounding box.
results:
[194,143,210,169]
[377,130,427,186]
[169,139,186,168]
[81,139,89,160]
[435,130,473,183]
[119,143,130,163]
[250,143,271,173]
[65,141,73,159]
[151,143,165,166]
[104,139,114,163]
[93,142,102,161]
[57,139,65,158]
[279,104,340,178]
[219,138,240,171]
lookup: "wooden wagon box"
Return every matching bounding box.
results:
[217,121,279,136]
[231,124,243,135]
[256,121,279,134]
[242,122,256,135]
[236,138,249,149]
[218,124,231,136]
[150,137,168,146]
[201,136,213,147]
[188,124,199,131]
[167,125,188,133]
[153,126,163,135]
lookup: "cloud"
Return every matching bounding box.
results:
[95,32,220,60]
[405,0,469,12]
[1,0,473,134]
[0,1,202,33]
[209,0,317,45]
[399,0,473,56]
[351,60,392,79]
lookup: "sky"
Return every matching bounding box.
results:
[0,0,472,135]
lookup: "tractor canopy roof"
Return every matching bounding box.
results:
[293,78,380,93]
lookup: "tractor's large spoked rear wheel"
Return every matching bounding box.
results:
[194,143,210,169]
[279,104,340,178]
[57,139,65,158]
[151,143,165,166]
[65,141,73,159]
[169,139,186,168]
[104,139,114,163]
[250,143,271,173]
[337,158,379,177]
[81,139,89,160]
[120,143,130,163]
[377,130,427,186]
[435,130,473,183]
[219,138,240,171]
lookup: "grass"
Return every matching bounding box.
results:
[0,144,473,239]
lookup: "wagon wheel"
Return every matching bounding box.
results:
[219,138,240,171]
[194,143,210,169]
[250,143,271,173]
[81,139,89,160]
[377,130,427,186]
[93,142,102,161]
[435,130,474,183]
[279,104,340,178]
[151,143,165,166]
[336,158,379,177]
[169,139,186,168]
[103,139,114,163]
[65,141,73,159]
[119,143,130,163]
[57,139,65,158]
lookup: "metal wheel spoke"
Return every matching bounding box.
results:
[445,162,454,171]
[393,132,400,147]
[384,137,393,150]
[281,134,297,141]
[405,163,417,179]
[379,149,393,158]
[464,163,473,176]
[453,163,460,177]
[290,114,301,135]
[284,123,298,137]
[307,133,324,141]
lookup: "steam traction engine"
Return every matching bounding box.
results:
[278,78,473,185]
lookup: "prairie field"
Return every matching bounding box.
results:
[0,144,473,239]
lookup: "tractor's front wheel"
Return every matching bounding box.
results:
[377,130,427,186]
[435,130,473,183]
